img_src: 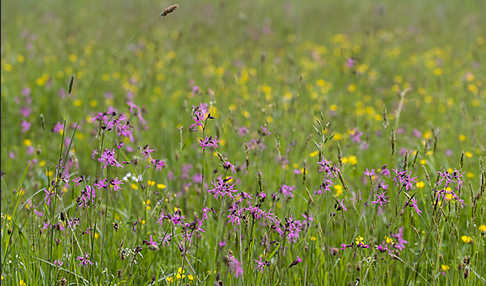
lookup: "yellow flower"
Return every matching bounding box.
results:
[441,265,450,272]
[309,151,319,158]
[89,100,98,107]
[76,133,85,140]
[347,84,356,92]
[147,180,155,187]
[330,104,337,111]
[348,155,358,165]
[468,84,478,94]
[187,274,194,281]
[310,236,317,241]
[334,185,343,197]
[461,235,472,244]
[209,106,217,118]
[385,236,393,244]
[69,54,77,62]
[157,184,166,190]
[357,64,368,74]
[341,156,348,164]
[176,267,185,279]
[416,181,425,188]
[20,279,26,286]
[419,159,426,165]
[24,139,32,146]
[445,193,453,201]
[333,133,343,140]
[465,152,472,158]
[479,225,486,233]
[166,276,174,283]
[459,134,466,142]
[4,63,12,71]
[131,183,139,190]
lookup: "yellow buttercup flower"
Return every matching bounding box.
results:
[348,155,358,165]
[157,184,166,190]
[334,185,343,197]
[4,63,13,71]
[461,235,472,244]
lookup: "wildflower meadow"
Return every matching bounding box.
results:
[1,0,486,285]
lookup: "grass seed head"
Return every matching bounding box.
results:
[161,4,179,17]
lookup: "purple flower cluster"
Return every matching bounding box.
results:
[377,227,408,254]
[393,169,417,192]
[207,177,238,199]
[77,253,93,267]
[315,158,340,195]
[98,148,123,168]
[199,136,219,150]
[77,185,96,208]
[94,109,134,141]
[190,103,210,131]
[280,184,296,198]
[434,169,464,207]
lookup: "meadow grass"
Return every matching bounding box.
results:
[1,0,486,285]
